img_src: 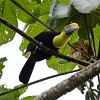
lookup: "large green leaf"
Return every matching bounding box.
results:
[93,25,100,56]
[0,0,18,46]
[20,14,48,56]
[34,0,41,4]
[71,0,100,13]
[19,0,54,56]
[40,0,53,15]
[49,0,71,18]
[0,57,7,79]
[47,0,71,29]
[16,0,39,23]
[0,84,28,100]
[94,6,100,25]
[58,0,69,3]
[47,30,78,73]
[0,85,15,100]
[47,56,76,73]
[68,7,97,40]
[13,84,28,99]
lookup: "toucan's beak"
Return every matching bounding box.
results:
[65,23,79,35]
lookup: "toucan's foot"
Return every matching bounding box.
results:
[39,42,43,50]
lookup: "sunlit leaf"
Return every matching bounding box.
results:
[20,14,48,56]
[71,0,100,13]
[0,57,7,79]
[16,0,39,23]
[93,25,100,57]
[47,56,76,73]
[58,0,69,3]
[0,0,18,46]
[0,85,15,100]
[0,84,28,100]
[35,0,41,4]
[22,96,34,100]
[13,84,28,98]
[40,0,53,15]
[49,0,71,18]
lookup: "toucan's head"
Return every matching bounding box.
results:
[63,23,79,35]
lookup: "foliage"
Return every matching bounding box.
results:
[0,0,100,99]
[0,84,34,100]
[0,57,7,79]
[0,0,17,45]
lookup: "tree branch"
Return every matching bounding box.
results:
[34,60,100,100]
[0,69,80,96]
[0,17,90,66]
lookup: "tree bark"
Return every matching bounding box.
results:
[34,60,100,100]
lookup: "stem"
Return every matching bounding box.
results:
[84,14,92,48]
[0,17,90,66]
[10,0,54,32]
[67,42,78,52]
[0,69,80,96]
[91,30,96,57]
[84,14,95,57]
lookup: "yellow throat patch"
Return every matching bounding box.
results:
[53,31,71,48]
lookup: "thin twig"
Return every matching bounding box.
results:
[10,0,54,32]
[67,42,78,52]
[0,17,90,66]
[0,69,80,96]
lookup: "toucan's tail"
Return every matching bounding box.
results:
[19,56,36,84]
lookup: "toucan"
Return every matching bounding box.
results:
[19,23,79,84]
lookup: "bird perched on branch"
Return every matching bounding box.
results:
[19,23,79,84]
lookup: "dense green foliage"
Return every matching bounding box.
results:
[0,0,100,99]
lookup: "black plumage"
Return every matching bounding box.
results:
[19,31,60,84]
[19,23,79,84]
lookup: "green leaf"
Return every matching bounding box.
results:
[58,0,69,3]
[71,13,97,40]
[47,0,71,30]
[13,84,28,98]
[40,0,52,15]
[71,0,100,13]
[47,56,76,73]
[16,0,39,23]
[0,84,28,100]
[49,0,71,18]
[0,85,15,100]
[0,57,7,79]
[97,39,100,60]
[47,30,78,73]
[54,17,71,31]
[20,14,48,56]
[94,6,100,25]
[22,96,34,100]
[93,25,100,56]
[0,0,18,46]
[34,0,41,4]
